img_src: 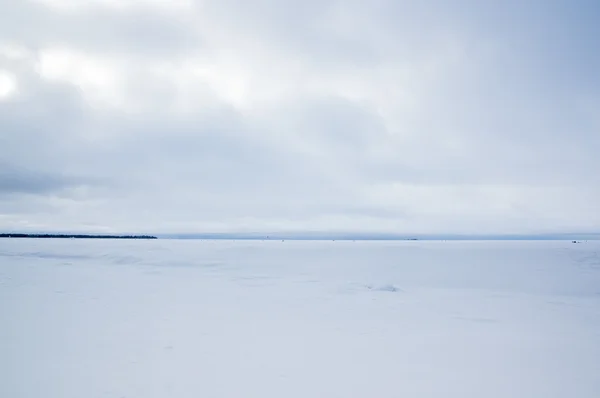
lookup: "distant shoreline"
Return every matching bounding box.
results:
[0,234,157,239]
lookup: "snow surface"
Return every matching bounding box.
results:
[1,239,600,398]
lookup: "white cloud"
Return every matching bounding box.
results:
[0,69,17,99]
[36,48,124,108]
[0,42,32,60]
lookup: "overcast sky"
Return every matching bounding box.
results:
[0,0,599,235]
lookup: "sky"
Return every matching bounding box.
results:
[0,0,599,235]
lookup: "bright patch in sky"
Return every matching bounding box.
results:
[0,70,17,99]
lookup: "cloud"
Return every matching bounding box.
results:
[0,0,599,234]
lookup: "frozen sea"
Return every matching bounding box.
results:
[1,239,600,398]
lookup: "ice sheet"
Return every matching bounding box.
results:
[1,239,599,397]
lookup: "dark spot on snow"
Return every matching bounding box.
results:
[365,284,402,292]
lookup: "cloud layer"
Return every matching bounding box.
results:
[1,0,599,234]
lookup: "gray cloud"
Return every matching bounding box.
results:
[1,1,201,57]
[0,164,79,195]
[0,0,599,234]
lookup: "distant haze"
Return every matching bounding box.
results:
[1,0,599,235]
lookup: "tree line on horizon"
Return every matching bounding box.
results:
[0,233,157,239]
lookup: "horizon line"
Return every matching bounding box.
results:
[159,232,600,241]
[2,231,599,241]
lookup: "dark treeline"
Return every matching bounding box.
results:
[0,234,157,239]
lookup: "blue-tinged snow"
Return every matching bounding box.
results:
[1,240,599,397]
